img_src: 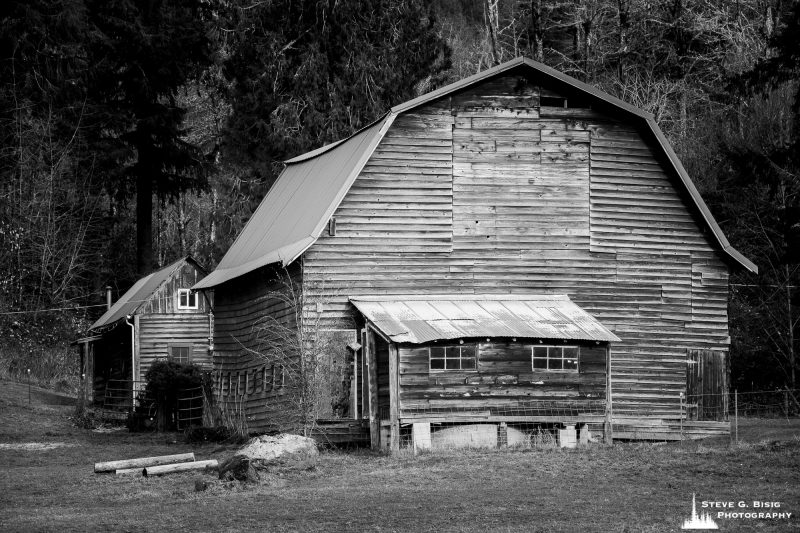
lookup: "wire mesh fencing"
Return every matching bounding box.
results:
[99,380,207,431]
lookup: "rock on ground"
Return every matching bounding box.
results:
[218,434,318,482]
[238,434,318,463]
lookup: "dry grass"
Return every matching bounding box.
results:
[1,380,799,532]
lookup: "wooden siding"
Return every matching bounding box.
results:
[398,342,606,414]
[302,73,731,436]
[211,265,299,434]
[138,261,212,315]
[137,314,212,376]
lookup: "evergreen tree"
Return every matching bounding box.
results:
[221,0,451,189]
[84,0,215,275]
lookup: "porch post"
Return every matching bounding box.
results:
[604,344,613,444]
[388,343,400,452]
[366,326,380,450]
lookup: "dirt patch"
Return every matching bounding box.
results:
[0,442,77,450]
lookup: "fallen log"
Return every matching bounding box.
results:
[94,452,195,473]
[143,459,219,477]
[115,467,144,476]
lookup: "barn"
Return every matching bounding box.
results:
[76,256,214,407]
[193,57,756,448]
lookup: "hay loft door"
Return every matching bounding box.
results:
[686,349,729,421]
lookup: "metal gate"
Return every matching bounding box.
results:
[686,350,728,421]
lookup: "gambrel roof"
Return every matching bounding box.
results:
[194,57,756,290]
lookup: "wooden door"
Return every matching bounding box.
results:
[686,350,728,421]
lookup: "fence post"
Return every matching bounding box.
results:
[734,389,738,445]
[785,390,790,419]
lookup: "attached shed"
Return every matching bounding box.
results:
[76,256,213,406]
[194,57,756,447]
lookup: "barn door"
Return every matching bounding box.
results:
[686,350,728,421]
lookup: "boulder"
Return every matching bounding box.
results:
[237,434,318,465]
[219,434,318,483]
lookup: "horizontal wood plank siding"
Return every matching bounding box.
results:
[137,314,212,375]
[212,265,299,434]
[399,342,606,416]
[299,73,730,439]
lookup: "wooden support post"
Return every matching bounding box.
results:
[388,343,400,452]
[604,345,613,444]
[366,326,380,450]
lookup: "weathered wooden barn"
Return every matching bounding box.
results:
[194,57,757,447]
[76,256,213,406]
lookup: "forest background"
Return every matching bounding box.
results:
[1,0,798,393]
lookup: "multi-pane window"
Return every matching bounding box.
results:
[532,346,579,372]
[177,288,198,310]
[169,344,192,364]
[429,345,477,371]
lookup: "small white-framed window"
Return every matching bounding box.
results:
[429,344,478,371]
[177,288,198,310]
[169,344,192,364]
[531,346,579,372]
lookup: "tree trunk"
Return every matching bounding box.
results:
[485,0,500,66]
[529,0,544,62]
[617,0,629,82]
[136,174,153,276]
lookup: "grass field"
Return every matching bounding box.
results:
[1,380,799,532]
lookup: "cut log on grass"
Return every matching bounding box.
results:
[115,467,144,476]
[94,452,195,473]
[143,459,218,477]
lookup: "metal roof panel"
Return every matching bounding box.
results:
[350,294,620,344]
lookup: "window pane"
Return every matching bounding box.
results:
[445,358,460,370]
[533,346,547,358]
[430,346,445,358]
[564,358,578,371]
[430,358,445,370]
[461,357,476,370]
[179,291,188,307]
[460,345,476,358]
[188,292,196,307]
[533,357,547,370]
[549,356,563,371]
[563,347,578,360]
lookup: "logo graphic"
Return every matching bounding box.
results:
[682,494,719,530]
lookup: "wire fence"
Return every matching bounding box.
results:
[100,380,205,430]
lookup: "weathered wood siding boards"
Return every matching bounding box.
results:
[301,72,731,424]
[138,262,212,315]
[212,266,299,433]
[397,342,606,414]
[326,98,454,255]
[137,315,212,376]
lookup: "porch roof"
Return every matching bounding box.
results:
[349,295,620,344]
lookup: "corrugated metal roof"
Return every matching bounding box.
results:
[89,256,198,331]
[350,295,621,344]
[195,57,756,290]
[193,115,394,290]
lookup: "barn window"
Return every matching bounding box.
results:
[169,344,192,364]
[531,346,579,372]
[177,289,198,310]
[429,344,477,371]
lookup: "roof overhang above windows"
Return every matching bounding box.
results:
[350,294,620,344]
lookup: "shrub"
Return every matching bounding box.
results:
[140,360,204,431]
